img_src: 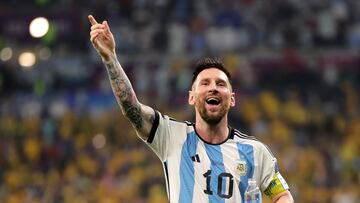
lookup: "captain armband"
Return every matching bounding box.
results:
[263,172,289,199]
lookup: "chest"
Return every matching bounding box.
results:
[170,140,256,201]
[179,141,256,180]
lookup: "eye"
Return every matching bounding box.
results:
[217,81,226,87]
[200,81,209,86]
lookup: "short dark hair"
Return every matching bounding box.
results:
[191,57,232,86]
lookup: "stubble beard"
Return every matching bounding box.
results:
[197,101,229,125]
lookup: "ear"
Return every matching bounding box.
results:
[230,92,235,107]
[188,90,195,105]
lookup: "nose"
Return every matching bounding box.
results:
[208,82,218,92]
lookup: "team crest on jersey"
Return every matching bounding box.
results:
[235,160,247,176]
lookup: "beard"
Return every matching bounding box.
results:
[196,100,229,125]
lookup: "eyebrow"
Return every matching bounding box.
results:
[216,79,227,84]
[199,78,210,82]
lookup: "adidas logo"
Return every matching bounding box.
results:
[191,154,200,163]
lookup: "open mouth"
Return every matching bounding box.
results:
[206,98,220,105]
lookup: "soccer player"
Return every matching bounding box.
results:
[88,15,294,203]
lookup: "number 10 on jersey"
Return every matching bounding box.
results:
[203,170,234,199]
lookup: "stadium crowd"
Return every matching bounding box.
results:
[0,0,360,202]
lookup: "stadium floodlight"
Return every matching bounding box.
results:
[0,47,13,61]
[18,51,36,68]
[29,17,49,38]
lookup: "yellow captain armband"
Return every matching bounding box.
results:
[263,172,289,199]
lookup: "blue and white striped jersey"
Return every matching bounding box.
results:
[144,111,289,203]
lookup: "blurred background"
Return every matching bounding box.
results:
[0,0,359,202]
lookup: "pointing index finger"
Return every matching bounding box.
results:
[88,15,98,25]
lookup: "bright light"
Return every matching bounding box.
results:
[18,52,36,68]
[0,47,13,61]
[29,17,49,38]
[92,133,106,149]
[38,47,51,60]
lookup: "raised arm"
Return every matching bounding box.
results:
[88,15,155,140]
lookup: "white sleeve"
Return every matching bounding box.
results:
[144,111,171,161]
[258,144,289,199]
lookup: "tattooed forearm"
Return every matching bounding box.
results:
[122,101,143,129]
[112,77,132,101]
[106,60,121,80]
[105,60,143,130]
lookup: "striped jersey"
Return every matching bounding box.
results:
[144,111,289,203]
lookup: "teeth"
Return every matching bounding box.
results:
[206,98,218,102]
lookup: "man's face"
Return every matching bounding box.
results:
[189,68,235,125]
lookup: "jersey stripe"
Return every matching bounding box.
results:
[147,110,160,143]
[204,144,226,203]
[233,130,257,141]
[163,161,170,200]
[236,143,255,203]
[179,131,199,203]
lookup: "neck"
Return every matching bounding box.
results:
[195,114,229,144]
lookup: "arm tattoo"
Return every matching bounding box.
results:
[105,60,143,130]
[122,101,142,129]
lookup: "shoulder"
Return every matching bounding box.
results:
[168,116,194,127]
[232,128,257,141]
[232,128,275,158]
[159,112,194,131]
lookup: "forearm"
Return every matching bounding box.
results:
[104,55,143,130]
[272,191,294,203]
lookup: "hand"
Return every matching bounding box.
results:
[88,15,116,62]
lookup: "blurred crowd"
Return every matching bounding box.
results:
[1,0,360,203]
[2,0,360,54]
